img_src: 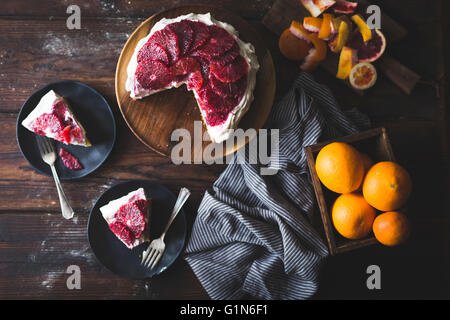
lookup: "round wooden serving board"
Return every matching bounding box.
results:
[115,4,276,161]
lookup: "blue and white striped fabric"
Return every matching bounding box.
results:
[184,72,370,300]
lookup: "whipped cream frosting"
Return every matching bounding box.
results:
[125,13,260,143]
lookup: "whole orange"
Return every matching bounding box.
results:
[362,161,412,211]
[360,152,374,174]
[278,28,311,61]
[315,142,365,194]
[332,193,376,240]
[373,211,411,246]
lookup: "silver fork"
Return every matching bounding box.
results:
[36,136,74,219]
[141,187,190,269]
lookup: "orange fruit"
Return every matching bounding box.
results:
[318,13,333,39]
[315,142,365,193]
[373,211,411,246]
[362,161,412,211]
[332,193,376,240]
[349,62,377,90]
[303,17,323,33]
[289,21,327,72]
[300,0,336,17]
[360,152,374,174]
[337,46,357,79]
[279,28,312,61]
[352,14,372,42]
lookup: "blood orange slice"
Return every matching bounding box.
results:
[210,55,249,83]
[349,62,377,90]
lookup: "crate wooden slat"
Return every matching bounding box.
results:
[305,128,395,255]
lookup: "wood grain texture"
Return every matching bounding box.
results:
[115,4,276,159]
[0,0,448,299]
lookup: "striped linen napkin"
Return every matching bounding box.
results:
[184,72,370,300]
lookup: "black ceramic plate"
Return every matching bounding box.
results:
[88,180,187,279]
[16,80,116,180]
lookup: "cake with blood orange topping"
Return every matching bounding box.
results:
[126,13,259,143]
[100,188,151,250]
[21,90,91,147]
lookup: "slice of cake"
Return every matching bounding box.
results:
[100,188,151,249]
[22,90,91,146]
[125,13,260,143]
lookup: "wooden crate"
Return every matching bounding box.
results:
[305,128,395,255]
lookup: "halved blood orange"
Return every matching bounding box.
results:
[319,14,334,39]
[279,28,312,61]
[300,0,336,17]
[352,15,372,42]
[349,62,377,90]
[303,17,323,33]
[336,46,356,79]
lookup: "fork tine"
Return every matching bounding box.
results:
[43,136,54,153]
[149,252,163,270]
[142,247,157,266]
[141,247,153,265]
[36,136,44,155]
[145,248,160,268]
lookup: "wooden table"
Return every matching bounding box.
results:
[0,0,448,299]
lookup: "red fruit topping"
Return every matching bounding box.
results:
[187,71,204,91]
[209,41,240,67]
[199,87,239,126]
[333,0,357,14]
[116,202,146,238]
[170,57,201,76]
[31,113,63,135]
[135,60,174,91]
[59,148,83,170]
[51,100,68,121]
[210,55,249,83]
[109,221,135,248]
[187,21,211,52]
[195,25,235,58]
[137,42,170,65]
[210,73,247,99]
[60,126,72,144]
[149,28,180,65]
[168,21,194,57]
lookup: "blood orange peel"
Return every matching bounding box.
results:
[300,33,328,72]
[336,46,357,79]
[300,0,336,17]
[352,14,372,42]
[303,17,323,33]
[318,13,334,40]
[349,62,377,90]
[333,0,358,14]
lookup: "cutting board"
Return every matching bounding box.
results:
[263,0,420,94]
[116,4,276,162]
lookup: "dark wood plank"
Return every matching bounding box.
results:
[0,0,274,20]
[0,213,208,299]
[0,113,224,212]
